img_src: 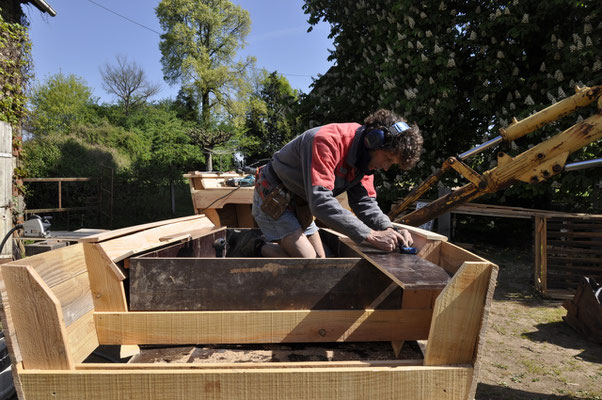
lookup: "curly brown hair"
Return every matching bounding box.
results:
[363,109,423,170]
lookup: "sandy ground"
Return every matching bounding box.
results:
[469,244,602,400]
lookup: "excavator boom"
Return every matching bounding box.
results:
[390,85,602,227]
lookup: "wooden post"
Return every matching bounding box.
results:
[1,264,74,370]
[83,243,127,312]
[0,122,13,260]
[534,216,548,295]
[424,261,498,366]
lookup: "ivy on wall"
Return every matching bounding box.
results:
[0,11,32,126]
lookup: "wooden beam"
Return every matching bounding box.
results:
[77,359,423,370]
[79,215,209,243]
[94,309,432,345]
[129,258,401,311]
[340,238,450,290]
[438,241,489,275]
[424,262,498,367]
[19,365,474,400]
[2,265,74,370]
[65,309,99,364]
[83,243,127,312]
[96,217,215,262]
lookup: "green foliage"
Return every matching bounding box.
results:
[302,0,602,211]
[156,0,255,129]
[27,72,98,136]
[0,11,32,125]
[242,70,300,165]
[22,134,122,178]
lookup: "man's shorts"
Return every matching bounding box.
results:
[252,189,319,242]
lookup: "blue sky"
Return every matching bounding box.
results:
[24,0,334,103]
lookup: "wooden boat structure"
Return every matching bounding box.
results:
[0,172,498,399]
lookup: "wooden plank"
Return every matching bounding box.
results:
[438,241,489,275]
[534,216,545,293]
[79,215,209,243]
[425,262,498,368]
[157,225,224,242]
[66,309,99,364]
[547,239,602,247]
[340,238,450,290]
[547,231,602,239]
[129,258,401,311]
[402,289,441,309]
[83,243,127,312]
[190,186,254,209]
[0,122,13,259]
[6,243,87,287]
[391,222,448,242]
[202,208,221,226]
[49,271,95,326]
[79,359,424,370]
[97,217,215,262]
[19,365,474,400]
[94,309,432,345]
[235,203,255,227]
[547,246,602,255]
[0,244,90,363]
[134,229,227,259]
[1,265,74,370]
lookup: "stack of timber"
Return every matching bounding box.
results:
[535,214,602,298]
[0,214,497,400]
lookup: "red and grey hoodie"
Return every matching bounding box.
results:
[263,122,393,243]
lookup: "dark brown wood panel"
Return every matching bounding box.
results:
[129,258,402,311]
[339,240,451,290]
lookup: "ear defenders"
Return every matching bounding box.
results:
[363,121,411,150]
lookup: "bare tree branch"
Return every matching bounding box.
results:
[100,55,161,115]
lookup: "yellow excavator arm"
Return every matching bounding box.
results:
[389,85,602,227]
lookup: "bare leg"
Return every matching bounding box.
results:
[279,228,317,258]
[307,230,325,258]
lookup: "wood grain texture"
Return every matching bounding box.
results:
[425,262,498,367]
[0,244,91,364]
[2,265,74,370]
[83,243,127,312]
[94,309,432,345]
[20,365,473,400]
[438,241,489,275]
[78,359,423,370]
[66,309,98,364]
[79,215,208,243]
[129,258,401,311]
[97,217,215,262]
[340,238,450,290]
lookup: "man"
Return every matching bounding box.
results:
[252,109,423,258]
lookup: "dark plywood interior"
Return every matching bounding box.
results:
[129,229,450,312]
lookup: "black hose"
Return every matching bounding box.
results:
[0,224,22,257]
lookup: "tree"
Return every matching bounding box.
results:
[243,70,300,165]
[100,55,161,116]
[156,0,255,170]
[188,126,234,171]
[27,72,97,136]
[302,0,602,211]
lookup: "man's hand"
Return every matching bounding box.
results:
[365,227,413,252]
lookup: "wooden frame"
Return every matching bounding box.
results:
[0,216,497,400]
[534,214,602,299]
